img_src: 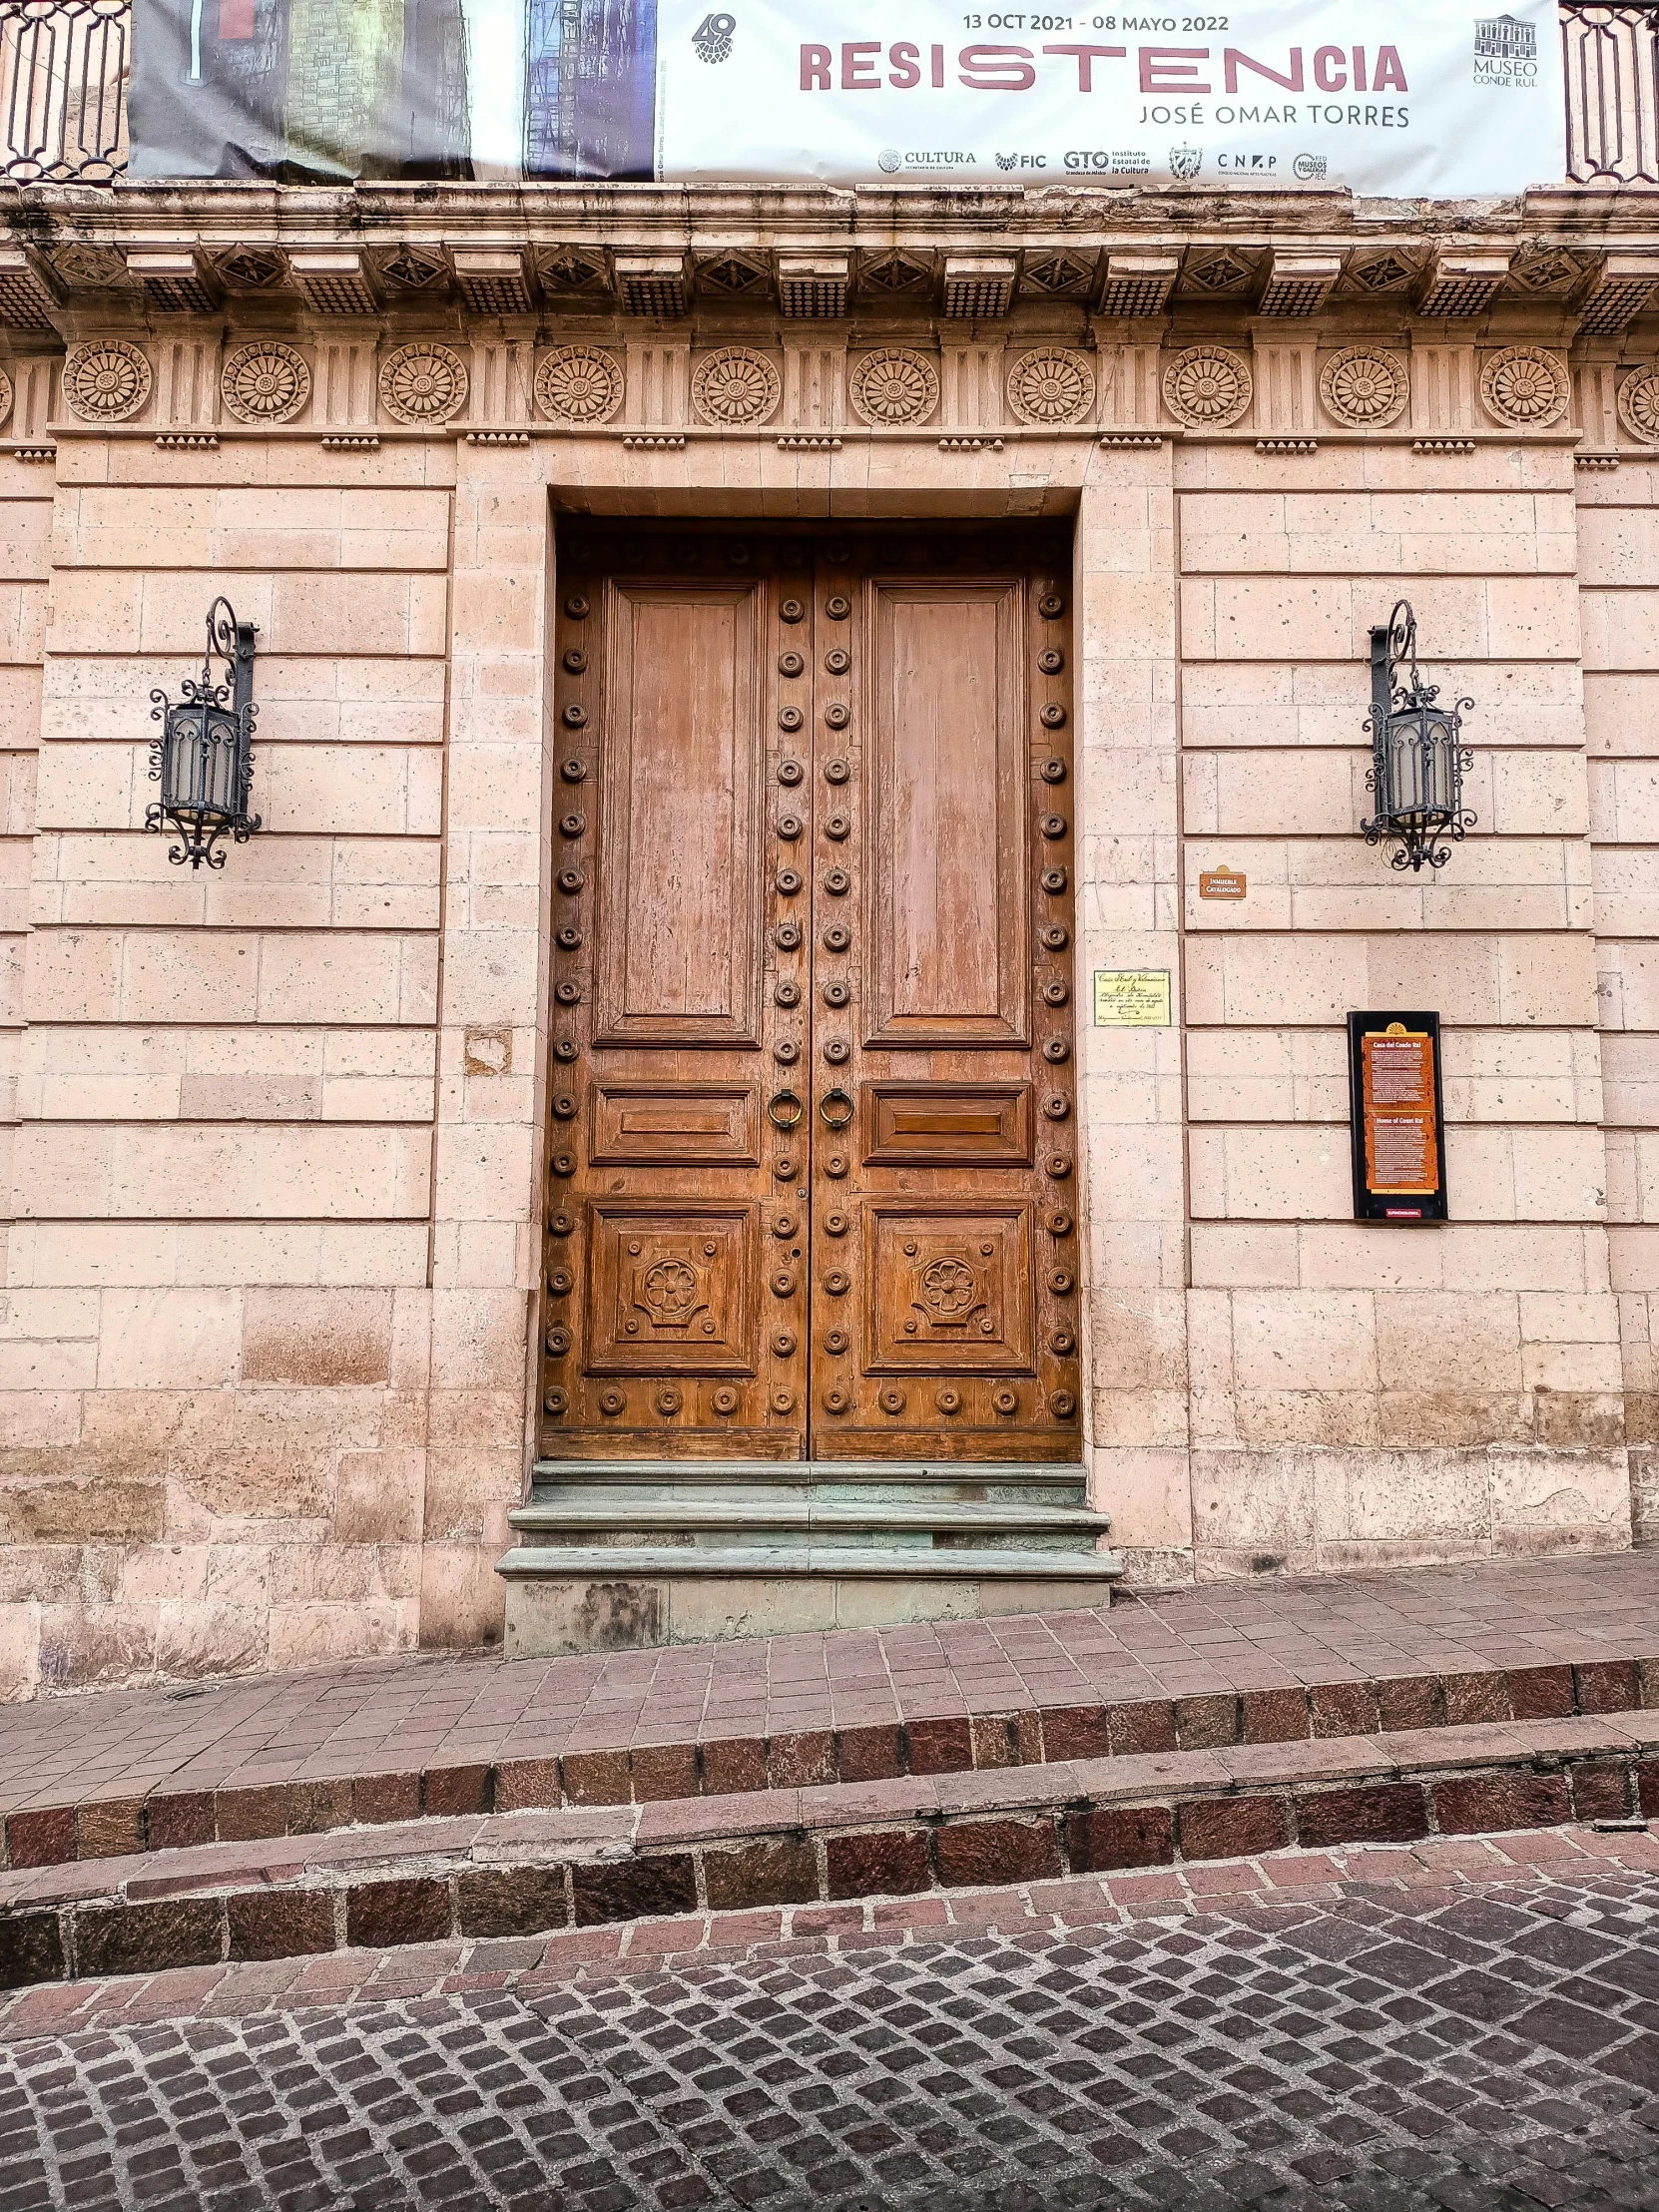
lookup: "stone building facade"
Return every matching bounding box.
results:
[2,161,1659,1694]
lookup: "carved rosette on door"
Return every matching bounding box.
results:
[541,526,1079,1462]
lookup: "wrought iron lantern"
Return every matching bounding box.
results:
[147,597,262,868]
[1362,600,1474,872]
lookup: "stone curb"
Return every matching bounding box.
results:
[2,1719,1653,1992]
[6,1653,1656,1875]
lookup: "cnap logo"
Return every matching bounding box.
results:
[692,11,735,63]
[1170,144,1202,179]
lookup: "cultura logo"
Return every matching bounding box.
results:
[692,11,735,63]
[1170,145,1202,180]
[878,149,902,173]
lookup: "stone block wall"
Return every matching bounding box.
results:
[1174,432,1622,1572]
[1581,453,1659,1546]
[3,436,457,1693]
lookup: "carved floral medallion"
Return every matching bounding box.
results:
[1319,345,1408,429]
[691,345,782,427]
[915,1257,986,1325]
[1478,345,1569,428]
[378,341,469,425]
[0,365,11,431]
[220,340,310,425]
[635,1258,707,1328]
[1162,343,1252,430]
[848,346,939,426]
[1618,365,1659,445]
[63,338,152,423]
[534,344,624,425]
[1006,346,1096,427]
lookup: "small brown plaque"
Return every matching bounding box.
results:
[1348,1011,1447,1223]
[1199,865,1247,901]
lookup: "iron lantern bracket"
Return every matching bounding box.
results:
[146,596,263,869]
[1360,598,1475,873]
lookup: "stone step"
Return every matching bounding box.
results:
[509,1499,1111,1544]
[529,1457,1092,1506]
[498,1542,1123,1580]
[505,1458,1116,1652]
[3,1711,1653,1991]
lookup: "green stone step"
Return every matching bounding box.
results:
[497,1543,1123,1581]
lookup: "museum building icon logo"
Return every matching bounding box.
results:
[1472,13,1541,87]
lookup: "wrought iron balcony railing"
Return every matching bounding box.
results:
[1,0,125,184]
[1,1,1659,192]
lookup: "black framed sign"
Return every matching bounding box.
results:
[1347,1011,1448,1224]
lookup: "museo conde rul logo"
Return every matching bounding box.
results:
[1472,12,1540,88]
[692,11,735,63]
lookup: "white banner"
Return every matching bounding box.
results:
[655,0,1565,196]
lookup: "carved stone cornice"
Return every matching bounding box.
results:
[1,182,1657,346]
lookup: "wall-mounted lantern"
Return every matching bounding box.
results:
[147,597,262,869]
[1361,600,1474,873]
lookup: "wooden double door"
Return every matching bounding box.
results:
[540,523,1080,1462]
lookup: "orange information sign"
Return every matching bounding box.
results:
[1199,866,1247,901]
[1348,1012,1447,1223]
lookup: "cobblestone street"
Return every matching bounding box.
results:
[2,1836,1657,2211]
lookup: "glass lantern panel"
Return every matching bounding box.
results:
[1385,714,1428,825]
[1422,717,1456,815]
[164,706,240,822]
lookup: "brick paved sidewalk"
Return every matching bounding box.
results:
[3,1552,1656,1840]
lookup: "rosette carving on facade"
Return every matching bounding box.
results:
[1319,346,1408,430]
[220,341,311,426]
[691,346,782,427]
[1006,347,1096,427]
[63,339,152,424]
[0,365,12,432]
[847,347,939,427]
[1478,345,1569,429]
[534,344,625,425]
[1162,344,1252,430]
[1617,365,1659,446]
[377,342,469,425]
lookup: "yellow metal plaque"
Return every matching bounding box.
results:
[1093,969,1172,1027]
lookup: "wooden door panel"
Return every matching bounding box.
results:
[863,1080,1032,1167]
[594,583,762,1047]
[862,1203,1036,1375]
[585,1202,759,1377]
[589,1080,759,1166]
[867,581,1027,1048]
